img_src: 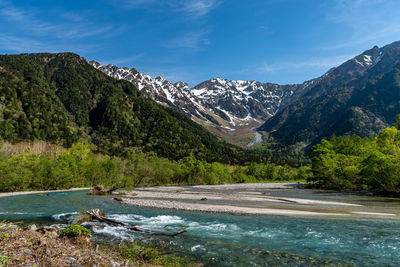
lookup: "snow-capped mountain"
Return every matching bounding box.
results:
[259,41,400,148]
[89,60,317,143]
[90,41,400,148]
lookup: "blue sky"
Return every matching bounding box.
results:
[0,0,399,86]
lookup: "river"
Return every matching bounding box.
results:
[1,190,400,266]
[247,131,263,147]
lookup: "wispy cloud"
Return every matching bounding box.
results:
[322,0,400,50]
[117,0,159,9]
[178,0,221,17]
[282,55,352,69]
[0,1,115,52]
[259,63,274,73]
[0,34,101,54]
[100,53,146,66]
[145,65,204,85]
[0,5,58,35]
[0,35,46,53]
[164,29,211,49]
[114,0,221,18]
[252,55,353,75]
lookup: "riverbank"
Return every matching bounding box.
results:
[1,185,400,266]
[0,188,90,198]
[0,223,129,266]
[0,223,199,267]
[119,183,398,218]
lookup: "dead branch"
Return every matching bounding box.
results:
[86,209,186,237]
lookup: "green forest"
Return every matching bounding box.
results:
[0,53,266,164]
[5,119,400,194]
[2,53,400,195]
[0,142,307,192]
[309,121,400,193]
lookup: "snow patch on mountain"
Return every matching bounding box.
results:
[89,60,319,140]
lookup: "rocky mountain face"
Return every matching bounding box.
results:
[89,61,318,145]
[259,41,400,148]
[90,40,400,150]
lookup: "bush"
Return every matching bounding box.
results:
[0,233,8,242]
[59,224,91,238]
[0,254,8,267]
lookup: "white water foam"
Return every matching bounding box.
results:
[108,214,185,226]
[90,224,133,240]
[191,245,205,252]
[143,215,185,225]
[52,212,79,221]
[188,221,240,233]
[247,229,277,238]
[108,214,146,223]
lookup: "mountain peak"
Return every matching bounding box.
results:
[259,40,400,148]
[90,61,315,146]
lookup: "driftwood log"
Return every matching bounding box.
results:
[86,209,186,237]
[90,185,122,195]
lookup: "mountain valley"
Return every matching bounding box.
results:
[90,61,319,147]
[92,41,400,150]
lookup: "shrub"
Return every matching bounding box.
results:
[0,233,8,242]
[0,254,8,267]
[59,224,91,238]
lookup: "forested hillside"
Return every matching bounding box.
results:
[259,41,400,149]
[0,53,257,163]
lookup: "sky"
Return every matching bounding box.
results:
[0,0,400,86]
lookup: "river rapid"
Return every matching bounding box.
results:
[1,189,400,266]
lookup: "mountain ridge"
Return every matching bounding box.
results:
[89,61,320,146]
[0,52,257,163]
[259,40,400,148]
[91,40,400,151]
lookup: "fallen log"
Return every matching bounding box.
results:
[86,209,186,237]
[90,185,122,196]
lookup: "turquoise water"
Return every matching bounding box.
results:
[1,191,400,266]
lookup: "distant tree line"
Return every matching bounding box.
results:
[0,142,308,192]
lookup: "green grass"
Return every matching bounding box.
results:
[59,224,92,238]
[113,241,200,267]
[0,254,8,267]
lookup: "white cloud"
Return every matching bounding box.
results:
[0,1,118,53]
[0,1,114,41]
[164,29,211,49]
[114,0,221,18]
[259,63,274,73]
[323,0,400,50]
[100,53,145,66]
[118,0,159,8]
[0,35,45,53]
[0,34,101,54]
[179,0,221,17]
[255,55,353,75]
[285,55,352,69]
